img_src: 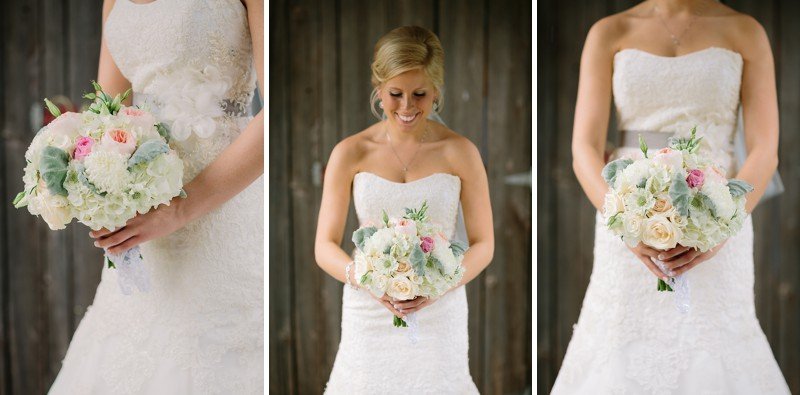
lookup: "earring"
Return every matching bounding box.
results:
[433,99,440,112]
[379,101,384,109]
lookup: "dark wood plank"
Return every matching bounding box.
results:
[268,0,296,392]
[287,1,335,392]
[483,0,532,393]
[0,0,8,390]
[438,0,488,388]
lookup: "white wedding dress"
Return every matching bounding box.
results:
[49,0,263,393]
[324,172,479,394]
[552,47,790,394]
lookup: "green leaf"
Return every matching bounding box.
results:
[449,240,467,257]
[39,146,69,196]
[601,158,633,186]
[727,179,754,198]
[359,272,370,285]
[156,123,171,143]
[382,210,389,226]
[669,172,691,217]
[91,80,103,93]
[127,139,169,169]
[696,192,717,218]
[12,191,27,208]
[106,255,116,269]
[82,92,97,100]
[606,213,622,228]
[44,98,61,118]
[409,244,426,275]
[352,226,377,251]
[179,189,187,199]
[639,134,648,158]
[121,88,132,103]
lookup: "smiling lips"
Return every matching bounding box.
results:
[397,112,419,123]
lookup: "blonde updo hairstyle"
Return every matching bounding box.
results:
[370,26,445,120]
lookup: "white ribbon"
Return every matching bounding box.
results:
[405,312,420,344]
[105,246,151,295]
[655,259,691,314]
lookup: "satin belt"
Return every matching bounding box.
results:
[132,93,251,117]
[617,129,785,201]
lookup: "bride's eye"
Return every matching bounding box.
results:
[413,92,426,97]
[390,92,402,97]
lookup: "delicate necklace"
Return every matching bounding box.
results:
[653,3,700,47]
[386,124,429,173]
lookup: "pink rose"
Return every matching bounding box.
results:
[394,218,417,237]
[72,136,95,161]
[100,128,137,157]
[119,106,157,132]
[420,236,435,253]
[686,169,704,188]
[652,147,683,171]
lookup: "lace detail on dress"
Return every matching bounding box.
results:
[552,47,789,394]
[325,172,478,395]
[49,0,263,393]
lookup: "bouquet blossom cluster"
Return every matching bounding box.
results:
[352,202,467,327]
[602,127,753,291]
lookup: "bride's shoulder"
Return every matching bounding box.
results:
[328,124,381,163]
[430,122,482,169]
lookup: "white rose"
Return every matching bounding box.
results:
[28,185,72,230]
[641,215,682,250]
[46,112,83,139]
[371,274,390,295]
[603,191,625,219]
[386,276,416,301]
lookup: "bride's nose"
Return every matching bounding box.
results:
[400,96,412,110]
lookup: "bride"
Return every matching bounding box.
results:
[314,26,494,394]
[554,0,790,393]
[49,0,263,393]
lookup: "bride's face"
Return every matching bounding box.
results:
[378,68,437,132]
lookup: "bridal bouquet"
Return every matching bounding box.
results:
[601,127,753,294]
[352,201,467,328]
[12,82,185,294]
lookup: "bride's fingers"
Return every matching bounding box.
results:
[637,245,661,259]
[95,227,136,249]
[107,236,142,256]
[658,245,691,261]
[395,298,426,309]
[671,254,706,276]
[636,255,668,281]
[399,299,432,314]
[662,249,702,270]
[89,227,114,239]
[380,300,404,318]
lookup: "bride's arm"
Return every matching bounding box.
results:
[734,16,779,213]
[450,137,494,287]
[94,0,264,254]
[572,18,616,211]
[314,139,360,284]
[98,0,132,103]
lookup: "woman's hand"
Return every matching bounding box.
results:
[90,198,188,255]
[627,243,669,281]
[370,293,438,318]
[658,241,727,276]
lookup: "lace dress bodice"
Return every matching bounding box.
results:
[325,172,478,394]
[612,47,743,174]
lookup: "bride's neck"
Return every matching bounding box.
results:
[651,0,706,15]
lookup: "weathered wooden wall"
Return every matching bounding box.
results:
[538,0,800,393]
[269,0,532,394]
[1,1,106,393]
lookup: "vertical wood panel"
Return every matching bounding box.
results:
[540,0,800,393]
[268,0,296,392]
